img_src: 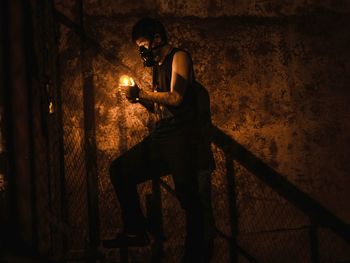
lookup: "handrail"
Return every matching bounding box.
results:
[159,125,350,244]
[210,125,350,243]
[158,179,259,263]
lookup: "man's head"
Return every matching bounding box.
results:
[132,18,168,67]
[132,17,167,45]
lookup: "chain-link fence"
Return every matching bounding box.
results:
[60,60,89,251]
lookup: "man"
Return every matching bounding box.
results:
[103,17,215,261]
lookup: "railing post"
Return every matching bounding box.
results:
[148,178,165,262]
[225,153,239,263]
[78,0,100,260]
[120,247,128,262]
[309,218,320,263]
[44,0,70,257]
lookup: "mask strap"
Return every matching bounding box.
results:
[149,37,167,51]
[151,42,166,51]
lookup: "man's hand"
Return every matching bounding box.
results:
[118,84,141,103]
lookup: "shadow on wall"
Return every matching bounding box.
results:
[210,124,350,244]
[195,76,349,247]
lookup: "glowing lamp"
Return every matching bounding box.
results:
[0,174,5,192]
[119,75,135,86]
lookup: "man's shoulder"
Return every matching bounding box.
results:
[173,48,191,56]
[172,49,192,64]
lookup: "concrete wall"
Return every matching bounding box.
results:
[83,0,350,17]
[55,0,350,261]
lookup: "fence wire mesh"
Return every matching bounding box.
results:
[234,159,311,262]
[59,34,89,250]
[318,227,350,262]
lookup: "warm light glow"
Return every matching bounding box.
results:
[49,101,54,114]
[119,75,135,86]
[0,174,5,192]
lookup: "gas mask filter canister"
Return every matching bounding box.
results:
[139,40,167,67]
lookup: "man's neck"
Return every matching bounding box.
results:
[158,44,172,65]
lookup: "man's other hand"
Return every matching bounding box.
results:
[119,84,140,102]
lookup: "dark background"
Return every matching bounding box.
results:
[1,0,349,262]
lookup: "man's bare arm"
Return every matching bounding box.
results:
[139,51,191,106]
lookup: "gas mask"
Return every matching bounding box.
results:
[139,40,166,67]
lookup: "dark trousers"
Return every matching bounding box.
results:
[109,134,204,248]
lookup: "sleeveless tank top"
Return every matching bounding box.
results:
[153,48,196,136]
[152,47,216,170]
